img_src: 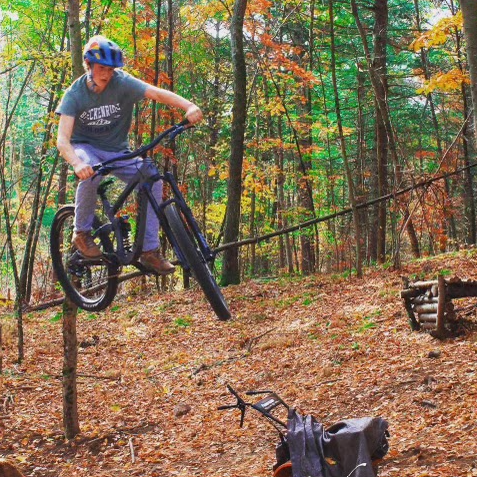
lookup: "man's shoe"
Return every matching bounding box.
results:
[72,231,103,258]
[139,249,175,275]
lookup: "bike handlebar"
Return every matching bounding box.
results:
[219,385,248,427]
[246,390,274,395]
[91,119,191,174]
[218,385,288,429]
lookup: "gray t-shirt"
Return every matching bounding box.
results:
[56,70,148,151]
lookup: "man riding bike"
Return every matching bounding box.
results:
[56,35,203,274]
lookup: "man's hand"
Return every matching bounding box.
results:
[57,114,95,180]
[73,160,95,180]
[185,104,203,125]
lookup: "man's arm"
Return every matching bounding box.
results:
[57,114,95,180]
[144,86,203,124]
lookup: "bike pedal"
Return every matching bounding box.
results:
[101,253,120,266]
[134,261,155,275]
[78,256,105,265]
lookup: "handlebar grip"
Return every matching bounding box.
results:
[245,390,274,396]
[217,404,238,410]
[178,118,190,127]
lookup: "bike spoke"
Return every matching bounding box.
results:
[51,206,119,311]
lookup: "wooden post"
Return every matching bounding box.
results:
[436,275,446,338]
[62,296,80,438]
[403,297,420,331]
[401,277,419,330]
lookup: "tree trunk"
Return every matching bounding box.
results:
[276,116,293,272]
[203,20,222,237]
[221,0,248,286]
[150,0,162,141]
[356,65,371,263]
[285,5,316,275]
[330,0,363,277]
[0,62,36,362]
[461,0,477,144]
[84,0,92,40]
[165,0,177,176]
[68,0,83,74]
[414,0,457,251]
[351,0,420,264]
[315,42,339,271]
[250,98,260,276]
[296,92,315,275]
[452,0,476,243]
[67,0,83,80]
[374,0,389,264]
[462,88,476,243]
[61,0,83,439]
[57,17,71,207]
[274,26,293,274]
[249,184,256,276]
[24,56,67,301]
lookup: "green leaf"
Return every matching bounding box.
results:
[49,312,62,323]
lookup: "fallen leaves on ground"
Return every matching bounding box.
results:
[1,249,477,476]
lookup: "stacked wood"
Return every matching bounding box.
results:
[401,275,464,338]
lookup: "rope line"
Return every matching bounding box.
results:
[214,160,477,254]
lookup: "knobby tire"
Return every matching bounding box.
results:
[164,204,231,320]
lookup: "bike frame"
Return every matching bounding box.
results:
[91,121,214,271]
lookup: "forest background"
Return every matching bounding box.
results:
[1,0,477,309]
[3,2,477,475]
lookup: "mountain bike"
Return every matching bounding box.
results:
[50,120,231,321]
[218,385,389,477]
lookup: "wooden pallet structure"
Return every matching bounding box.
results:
[401,275,477,338]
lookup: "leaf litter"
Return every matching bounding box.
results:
[1,250,477,476]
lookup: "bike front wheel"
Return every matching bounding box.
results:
[50,205,120,311]
[164,204,231,321]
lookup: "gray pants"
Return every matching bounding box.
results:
[74,143,162,252]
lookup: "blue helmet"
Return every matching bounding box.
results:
[83,36,124,68]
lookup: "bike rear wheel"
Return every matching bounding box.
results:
[164,204,231,320]
[50,205,119,311]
